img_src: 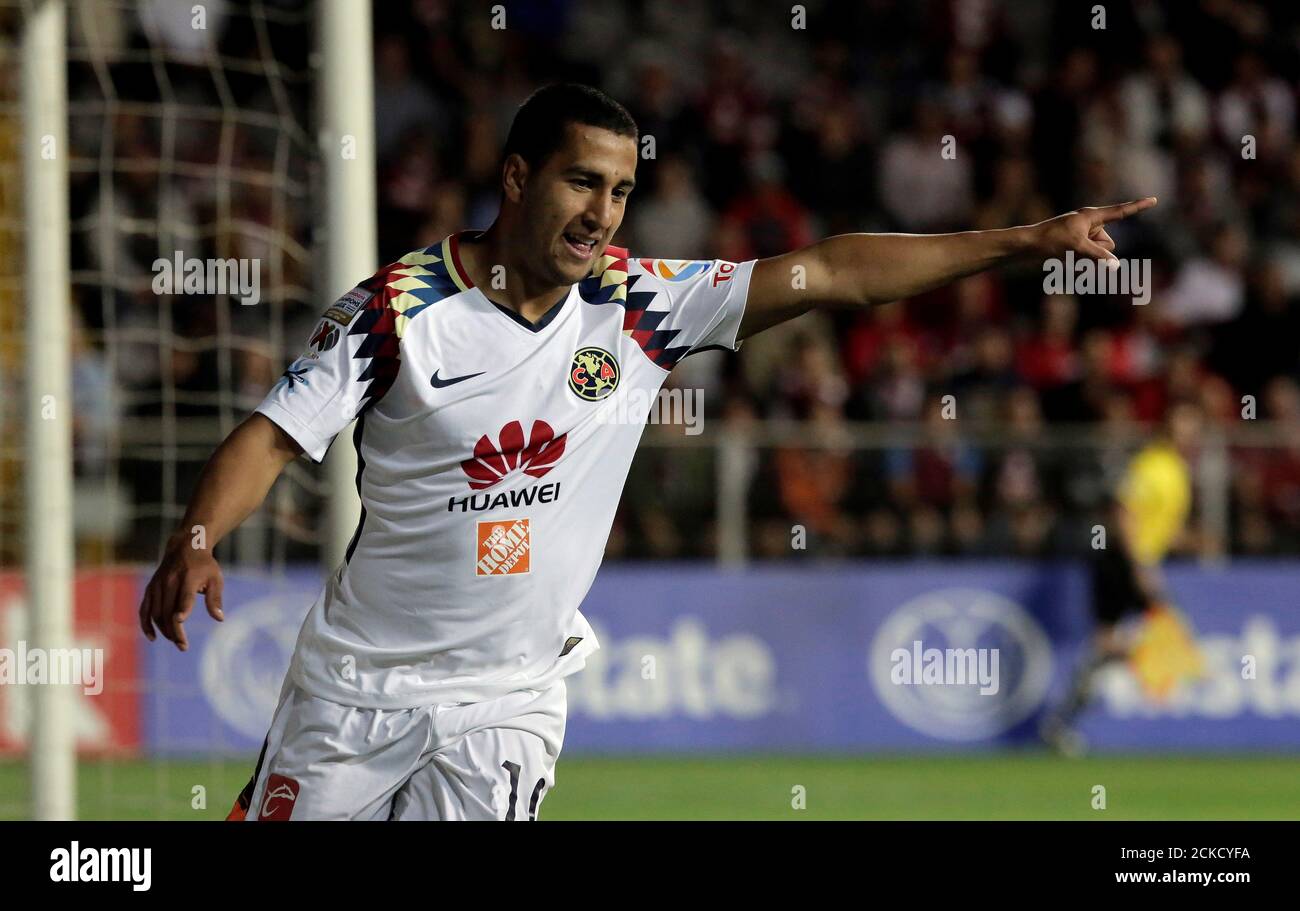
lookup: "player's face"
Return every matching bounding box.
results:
[521,124,638,285]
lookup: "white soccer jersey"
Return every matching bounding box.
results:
[256,232,753,708]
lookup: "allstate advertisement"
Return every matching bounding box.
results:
[131,562,1300,755]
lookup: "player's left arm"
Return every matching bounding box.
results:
[738,197,1158,339]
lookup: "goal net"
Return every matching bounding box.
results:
[0,0,342,820]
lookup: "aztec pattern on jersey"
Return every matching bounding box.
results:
[341,237,468,412]
[577,244,694,370]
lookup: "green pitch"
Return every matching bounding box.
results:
[1,755,1297,820]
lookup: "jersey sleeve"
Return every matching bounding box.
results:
[255,280,401,463]
[628,257,755,362]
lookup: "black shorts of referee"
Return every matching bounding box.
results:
[1091,543,1153,626]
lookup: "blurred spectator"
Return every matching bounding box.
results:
[842,302,925,390]
[374,34,449,161]
[629,155,714,256]
[1161,222,1249,327]
[866,334,928,422]
[1216,50,1295,162]
[782,103,875,236]
[878,97,974,231]
[695,33,773,208]
[886,397,983,511]
[718,154,815,261]
[1209,258,1300,392]
[770,333,849,420]
[1017,294,1079,390]
[66,0,1300,561]
[1031,47,1098,209]
[624,57,694,175]
[974,156,1053,230]
[70,306,120,480]
[986,386,1052,511]
[949,326,1019,424]
[1043,329,1119,422]
[137,0,228,63]
[772,400,857,556]
[1118,34,1211,152]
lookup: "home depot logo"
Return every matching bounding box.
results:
[477,518,531,576]
[461,420,567,491]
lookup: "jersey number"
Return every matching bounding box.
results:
[501,760,547,821]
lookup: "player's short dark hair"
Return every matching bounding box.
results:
[502,83,638,170]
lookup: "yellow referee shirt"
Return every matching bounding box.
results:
[1119,441,1192,566]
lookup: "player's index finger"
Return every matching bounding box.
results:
[1100,196,1157,222]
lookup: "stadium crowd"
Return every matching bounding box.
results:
[58,0,1300,561]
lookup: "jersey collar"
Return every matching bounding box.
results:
[445,230,572,335]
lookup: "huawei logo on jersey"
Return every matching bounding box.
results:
[461,420,567,490]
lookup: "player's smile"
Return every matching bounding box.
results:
[560,231,600,261]
[533,125,637,282]
[551,222,608,279]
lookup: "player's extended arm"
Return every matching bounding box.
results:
[739,198,1157,338]
[138,412,303,651]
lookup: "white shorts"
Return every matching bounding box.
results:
[231,677,567,821]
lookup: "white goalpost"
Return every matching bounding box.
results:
[318,0,375,569]
[12,0,375,819]
[23,0,76,822]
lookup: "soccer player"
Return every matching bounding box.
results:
[138,82,1156,820]
[1040,399,1201,755]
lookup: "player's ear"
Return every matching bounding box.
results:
[501,153,529,204]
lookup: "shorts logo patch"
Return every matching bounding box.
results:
[258,774,300,821]
[568,346,619,402]
[476,518,531,576]
[321,286,374,326]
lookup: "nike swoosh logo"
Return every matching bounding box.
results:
[431,368,485,388]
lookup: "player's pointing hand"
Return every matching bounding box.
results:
[1030,196,1157,266]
